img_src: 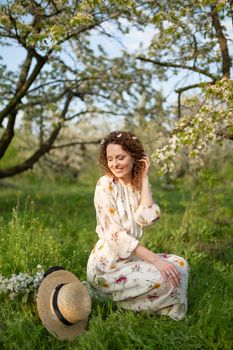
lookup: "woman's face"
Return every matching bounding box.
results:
[106,144,134,183]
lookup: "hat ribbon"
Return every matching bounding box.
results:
[52,284,74,326]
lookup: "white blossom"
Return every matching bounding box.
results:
[0,266,44,299]
[152,78,233,174]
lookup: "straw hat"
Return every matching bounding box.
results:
[36,266,92,341]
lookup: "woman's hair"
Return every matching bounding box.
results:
[98,130,145,191]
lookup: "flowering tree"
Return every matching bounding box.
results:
[133,0,233,173]
[0,0,143,178]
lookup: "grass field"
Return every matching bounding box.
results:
[0,163,232,350]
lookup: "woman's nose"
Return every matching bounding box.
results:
[112,159,118,167]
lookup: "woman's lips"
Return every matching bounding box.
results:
[113,169,123,173]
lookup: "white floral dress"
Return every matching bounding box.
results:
[87,175,189,320]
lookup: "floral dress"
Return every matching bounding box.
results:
[86,175,189,320]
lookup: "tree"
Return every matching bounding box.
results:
[0,0,143,178]
[131,0,233,173]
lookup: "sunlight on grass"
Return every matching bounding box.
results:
[0,164,232,349]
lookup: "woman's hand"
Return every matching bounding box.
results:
[151,256,180,288]
[139,153,151,178]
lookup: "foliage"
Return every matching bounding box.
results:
[130,0,233,174]
[0,0,141,178]
[152,79,233,173]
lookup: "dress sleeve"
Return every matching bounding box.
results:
[134,202,161,227]
[94,178,139,260]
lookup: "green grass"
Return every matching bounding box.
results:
[0,164,232,350]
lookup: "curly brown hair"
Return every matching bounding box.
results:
[98,130,145,191]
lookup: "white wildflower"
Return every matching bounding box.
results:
[0,266,44,299]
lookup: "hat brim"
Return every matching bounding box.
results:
[36,270,91,341]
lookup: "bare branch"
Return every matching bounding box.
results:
[0,55,47,126]
[22,91,68,108]
[60,92,73,120]
[192,34,198,68]
[51,139,101,149]
[137,56,218,80]
[66,109,130,121]
[27,75,104,95]
[175,82,212,94]
[15,52,33,92]
[43,0,63,17]
[175,82,215,119]
[27,79,77,94]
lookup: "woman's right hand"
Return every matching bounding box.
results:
[151,256,180,287]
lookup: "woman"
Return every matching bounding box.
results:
[87,131,189,320]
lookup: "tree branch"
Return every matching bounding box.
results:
[216,125,233,140]
[0,123,62,178]
[46,11,122,56]
[66,109,128,121]
[15,52,33,92]
[175,82,214,118]
[60,92,73,120]
[43,0,64,18]
[0,92,73,178]
[0,110,17,159]
[27,79,77,94]
[211,5,231,78]
[0,55,47,126]
[171,97,208,134]
[7,7,43,61]
[175,82,211,94]
[51,139,101,149]
[229,0,233,28]
[137,56,218,80]
[0,8,120,127]
[27,75,103,95]
[21,90,68,108]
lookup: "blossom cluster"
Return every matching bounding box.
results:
[152,78,233,174]
[0,265,44,300]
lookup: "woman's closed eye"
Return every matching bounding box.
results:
[107,156,125,161]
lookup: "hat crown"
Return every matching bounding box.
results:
[57,282,92,324]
